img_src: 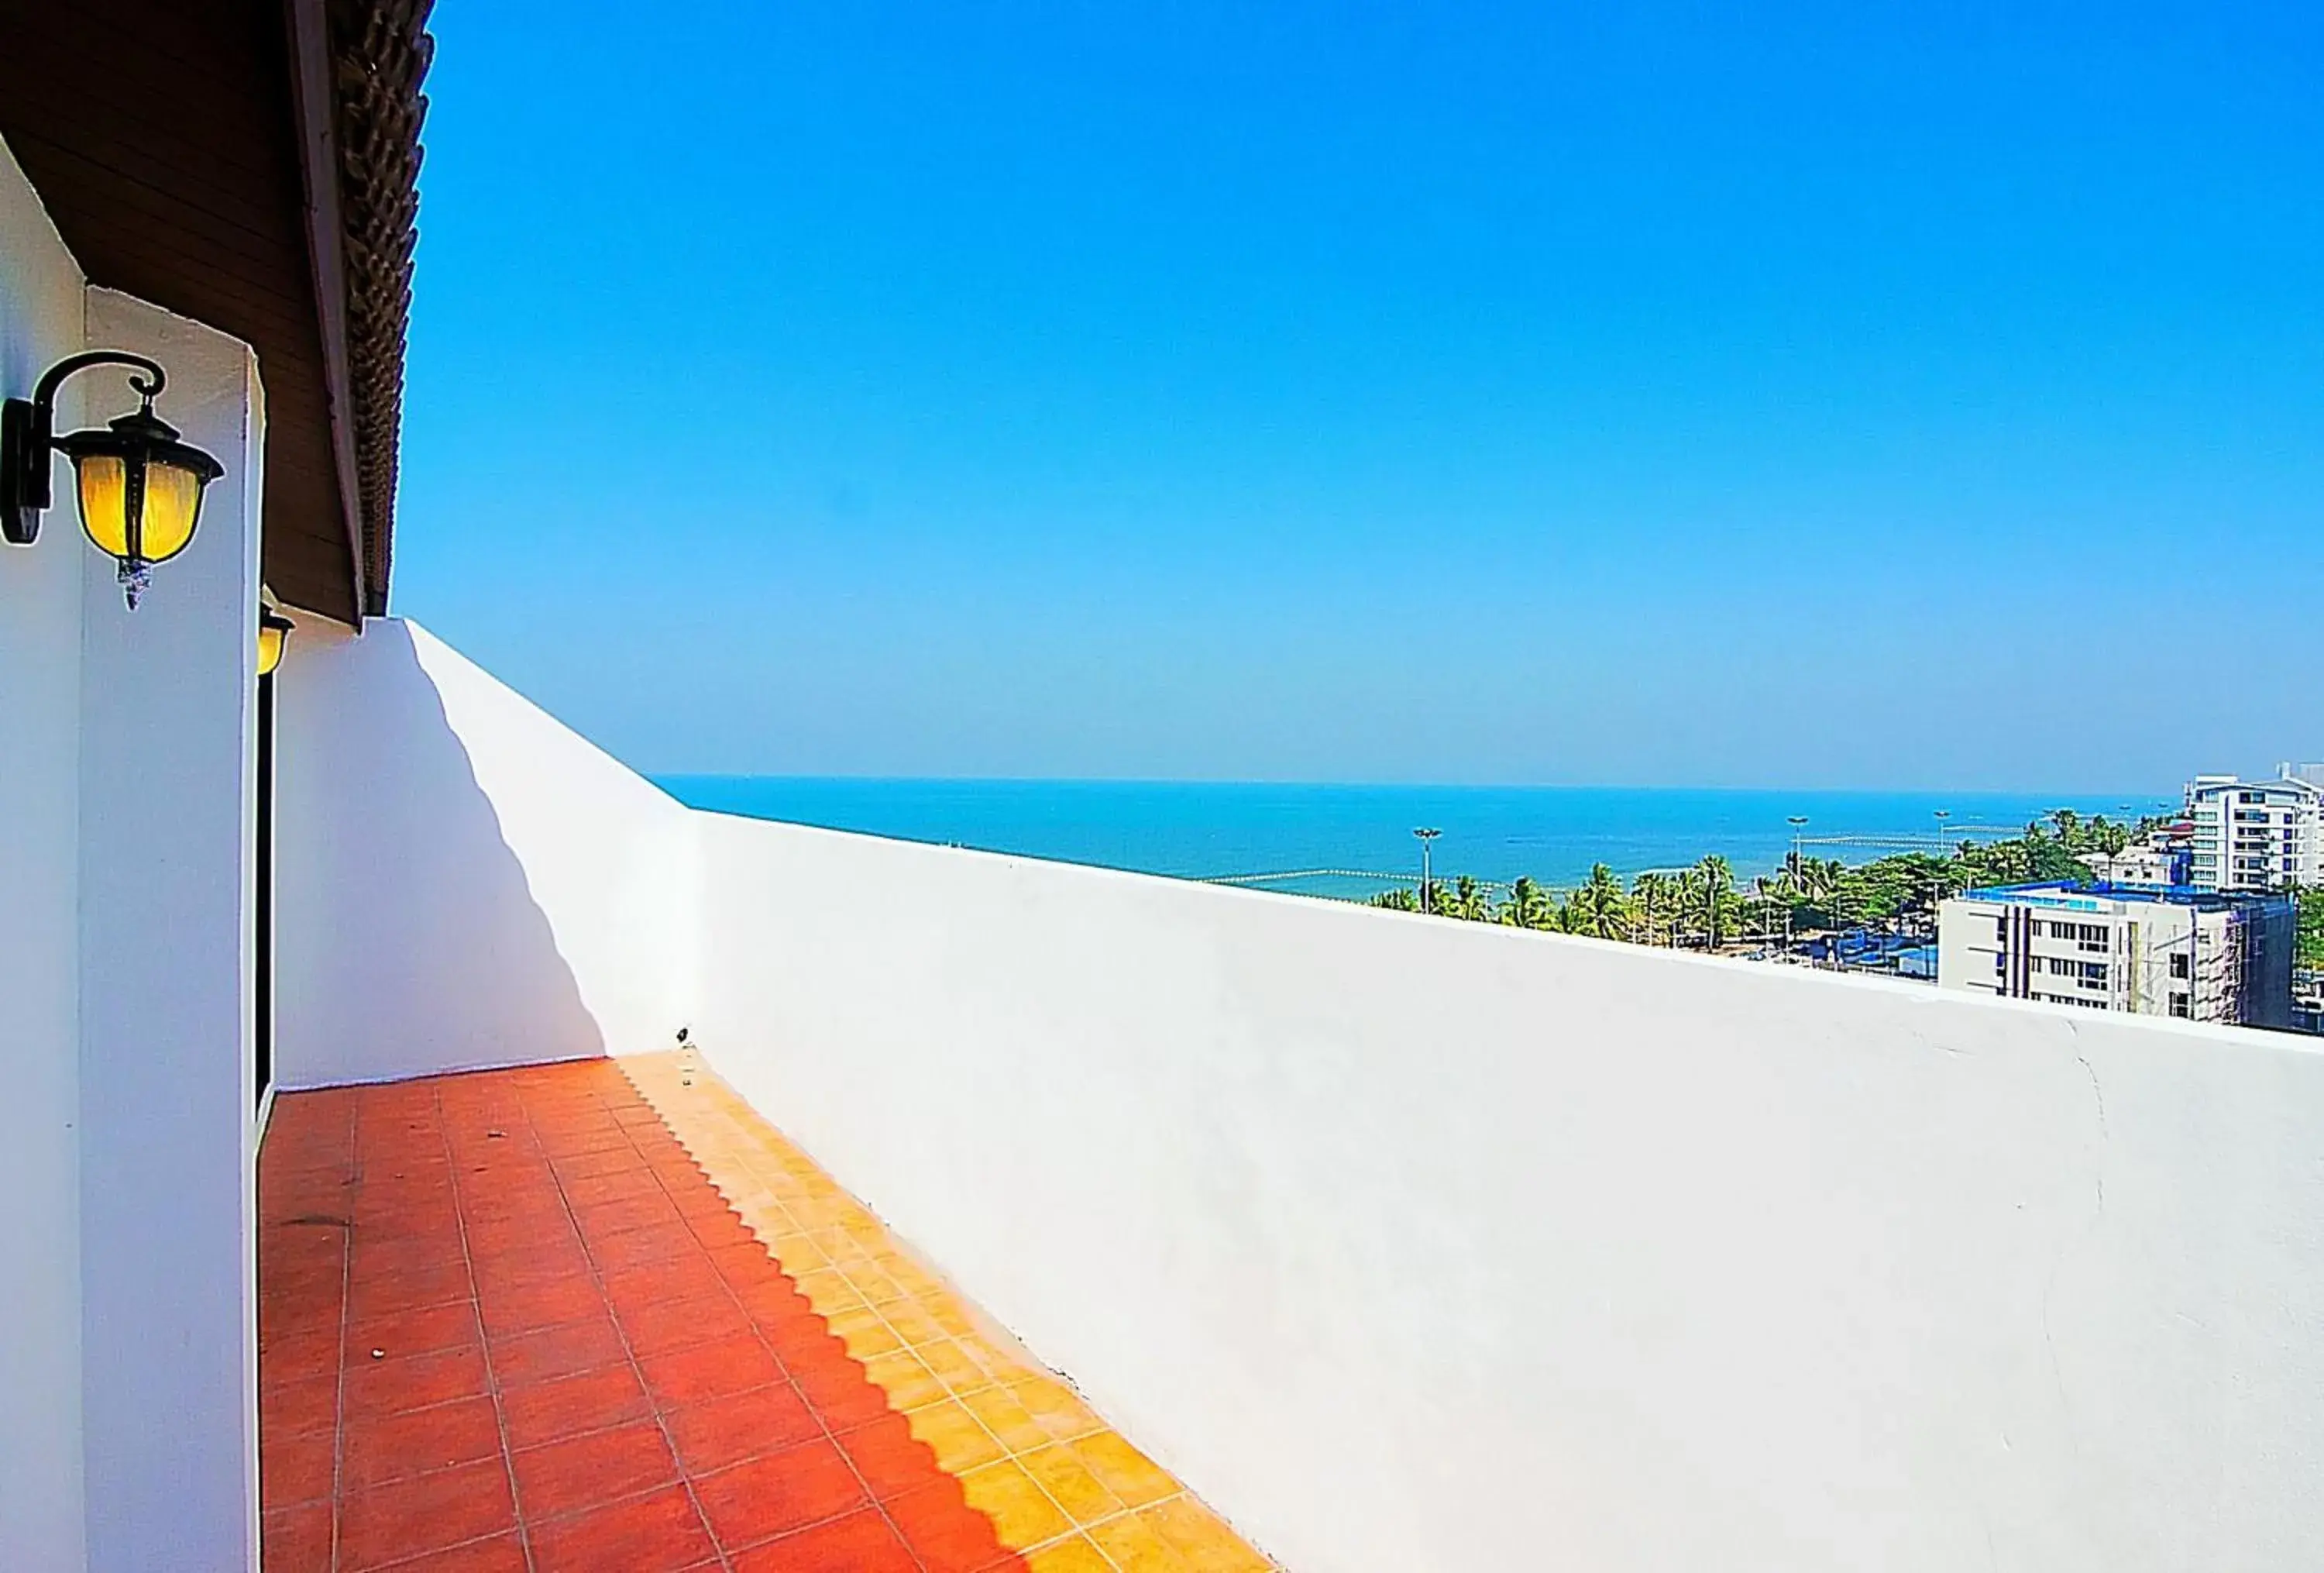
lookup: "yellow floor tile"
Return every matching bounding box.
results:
[958,1458,1074,1547]
[1088,1512,1192,1572]
[1141,1499,1273,1572]
[1072,1431,1180,1509]
[1012,1375,1104,1442]
[906,1399,1008,1474]
[1025,1535,1116,1573]
[882,1301,947,1348]
[862,1349,949,1411]
[825,1306,902,1361]
[959,1383,1052,1454]
[913,1335,992,1394]
[1019,1441,1129,1525]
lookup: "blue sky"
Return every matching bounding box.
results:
[395,2,2324,790]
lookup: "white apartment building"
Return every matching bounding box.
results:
[1938,881,2295,1028]
[2187,766,2324,891]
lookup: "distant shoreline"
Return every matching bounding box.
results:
[658,777,2164,899]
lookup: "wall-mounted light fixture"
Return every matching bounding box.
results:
[258,608,295,678]
[2,351,225,608]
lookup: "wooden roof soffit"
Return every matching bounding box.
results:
[286,0,431,622]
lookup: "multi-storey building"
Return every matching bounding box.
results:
[2082,839,2190,886]
[1937,881,2294,1027]
[2186,767,2324,891]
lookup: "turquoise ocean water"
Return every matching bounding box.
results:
[658,780,2172,901]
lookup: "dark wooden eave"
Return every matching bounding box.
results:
[0,0,430,625]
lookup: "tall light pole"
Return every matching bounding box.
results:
[1414,828,1442,914]
[1786,816,1809,958]
[1930,808,1953,927]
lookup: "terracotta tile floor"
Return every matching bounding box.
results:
[260,1054,1272,1572]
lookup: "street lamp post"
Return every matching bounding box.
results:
[1785,816,1808,956]
[1414,828,1442,914]
[1932,808,1952,915]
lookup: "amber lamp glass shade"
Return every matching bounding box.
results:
[74,450,208,566]
[257,611,293,677]
[60,404,222,573]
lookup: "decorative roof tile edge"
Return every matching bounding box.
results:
[328,0,433,618]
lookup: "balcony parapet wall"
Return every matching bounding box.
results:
[276,620,2324,1572]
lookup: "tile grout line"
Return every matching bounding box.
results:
[525,1077,737,1573]
[611,1055,940,1572]
[434,1083,540,1573]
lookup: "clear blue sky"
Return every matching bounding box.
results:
[395,2,2324,791]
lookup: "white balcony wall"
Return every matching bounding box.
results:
[0,132,91,1573]
[77,286,268,1573]
[272,618,697,1088]
[690,810,2324,1573]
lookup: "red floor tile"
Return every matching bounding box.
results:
[476,1274,608,1339]
[527,1482,718,1573]
[885,1477,1023,1573]
[589,1220,703,1272]
[346,1298,482,1362]
[663,1384,826,1475]
[622,1289,756,1358]
[340,1396,504,1492]
[260,1425,335,1510]
[338,1456,517,1571]
[261,1062,1033,1573]
[260,1501,332,1573]
[260,1372,339,1440]
[513,1420,678,1522]
[373,1533,531,1572]
[342,1344,490,1420]
[730,1507,923,1573]
[693,1437,871,1549]
[490,1313,627,1385]
[638,1332,786,1409]
[840,1411,947,1502]
[500,1365,655,1451]
[605,1253,727,1313]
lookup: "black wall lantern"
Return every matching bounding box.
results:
[2,351,226,608]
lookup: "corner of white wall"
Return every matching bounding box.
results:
[273,618,701,1089]
[77,283,264,1573]
[0,128,92,1573]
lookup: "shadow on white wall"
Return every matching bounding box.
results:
[273,618,695,1087]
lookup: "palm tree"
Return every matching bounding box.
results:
[1579,862,1629,939]
[1669,866,1704,946]
[1500,876,1554,930]
[1629,873,1662,945]
[1695,854,1735,949]
[1449,875,1493,923]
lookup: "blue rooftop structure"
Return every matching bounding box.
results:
[1961,879,2281,914]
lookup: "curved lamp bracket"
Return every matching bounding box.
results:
[2,351,170,546]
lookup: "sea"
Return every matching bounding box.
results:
[656,780,2172,902]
